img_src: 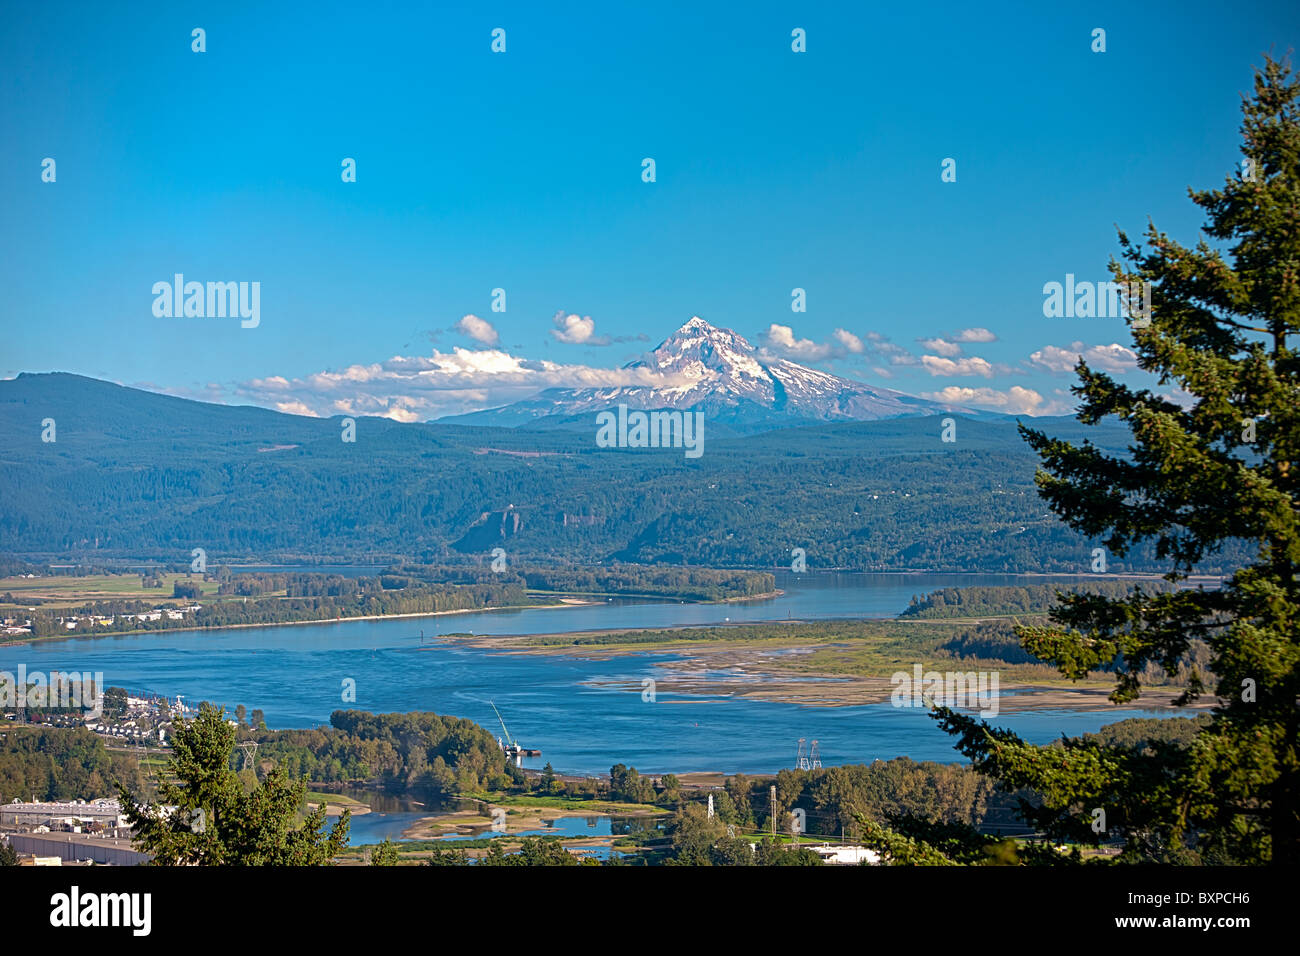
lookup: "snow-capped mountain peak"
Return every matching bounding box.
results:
[438,317,980,431]
[642,317,767,388]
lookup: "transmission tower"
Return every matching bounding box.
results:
[796,737,809,770]
[810,740,822,769]
[236,741,258,774]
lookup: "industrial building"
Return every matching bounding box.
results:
[0,798,128,830]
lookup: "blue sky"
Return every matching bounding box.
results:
[3,1,1298,419]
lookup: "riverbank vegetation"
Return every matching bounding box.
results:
[0,725,144,802]
[0,563,774,642]
[252,710,511,797]
[510,615,1213,690]
[899,581,1179,619]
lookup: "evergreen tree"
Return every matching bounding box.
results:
[475,836,579,866]
[370,838,400,866]
[425,845,469,866]
[119,703,349,865]
[921,58,1300,865]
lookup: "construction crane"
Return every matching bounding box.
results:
[490,700,517,752]
[489,700,540,760]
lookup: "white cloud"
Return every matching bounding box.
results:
[1156,386,1196,409]
[1076,342,1138,373]
[455,314,500,346]
[881,346,918,366]
[917,337,963,357]
[762,325,873,361]
[272,400,317,417]
[920,355,996,378]
[1028,341,1138,374]
[238,347,696,421]
[326,394,425,423]
[916,328,997,357]
[551,310,609,345]
[852,330,917,365]
[832,328,865,353]
[921,385,1063,415]
[762,323,834,361]
[952,327,997,343]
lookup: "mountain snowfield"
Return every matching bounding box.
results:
[439,317,984,431]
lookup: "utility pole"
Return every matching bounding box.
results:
[770,785,777,839]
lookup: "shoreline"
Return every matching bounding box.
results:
[0,597,600,648]
[0,590,784,649]
[0,569,1220,648]
[0,573,1224,716]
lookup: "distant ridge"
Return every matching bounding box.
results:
[0,369,1208,573]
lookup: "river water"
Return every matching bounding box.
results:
[338,807,654,853]
[0,572,1190,776]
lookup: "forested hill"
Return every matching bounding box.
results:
[0,372,1250,572]
[899,581,1180,619]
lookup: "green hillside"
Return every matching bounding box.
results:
[0,372,1251,572]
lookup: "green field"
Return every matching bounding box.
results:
[0,572,232,609]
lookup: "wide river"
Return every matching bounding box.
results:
[1,572,1190,775]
